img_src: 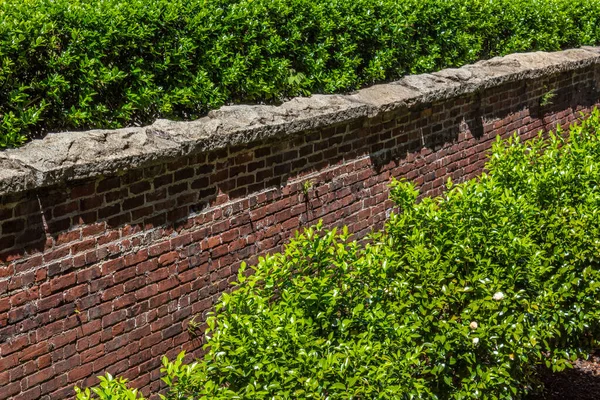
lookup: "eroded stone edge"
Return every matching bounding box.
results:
[2,47,599,195]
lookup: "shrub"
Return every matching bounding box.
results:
[2,0,600,147]
[77,111,600,398]
[74,374,145,400]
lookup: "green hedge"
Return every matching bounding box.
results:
[2,0,600,147]
[76,111,600,398]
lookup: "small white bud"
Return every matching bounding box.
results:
[492,292,505,301]
[469,321,478,330]
[472,337,479,345]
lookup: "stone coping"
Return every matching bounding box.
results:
[1,47,599,196]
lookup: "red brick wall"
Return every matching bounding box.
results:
[1,66,599,399]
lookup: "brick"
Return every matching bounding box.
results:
[140,332,162,350]
[124,276,145,293]
[49,272,76,294]
[40,373,68,395]
[174,167,195,181]
[68,363,94,383]
[170,233,192,249]
[123,194,145,211]
[124,249,149,267]
[77,294,101,311]
[136,259,158,275]
[73,212,97,226]
[105,188,129,204]
[54,229,81,246]
[17,342,49,363]
[191,176,209,190]
[101,258,123,275]
[80,344,104,364]
[16,226,46,246]
[168,157,189,171]
[158,276,179,292]
[153,174,173,188]
[148,241,170,257]
[144,164,165,179]
[89,303,112,320]
[0,297,9,312]
[71,238,96,254]
[1,335,29,356]
[80,195,103,211]
[77,265,102,283]
[168,182,188,196]
[97,230,119,246]
[15,199,40,216]
[167,206,188,222]
[113,294,136,310]
[131,205,154,220]
[114,266,136,284]
[130,181,151,195]
[135,284,158,301]
[0,237,15,254]
[99,203,121,219]
[0,206,13,220]
[26,366,54,387]
[105,334,129,352]
[44,247,70,263]
[2,219,24,234]
[90,275,113,292]
[97,176,121,193]
[37,292,63,312]
[71,182,96,199]
[143,188,167,205]
[4,382,24,399]
[158,251,178,266]
[211,244,229,258]
[0,370,9,386]
[64,284,88,302]
[101,284,124,302]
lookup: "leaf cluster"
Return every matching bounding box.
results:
[2,0,600,147]
[75,373,145,400]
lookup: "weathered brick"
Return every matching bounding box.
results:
[148,241,170,257]
[99,203,121,219]
[158,251,178,266]
[139,332,162,350]
[71,182,96,199]
[122,194,145,211]
[97,176,121,193]
[130,181,151,195]
[80,196,103,212]
[68,363,94,382]
[124,249,149,267]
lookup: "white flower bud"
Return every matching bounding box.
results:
[472,337,479,345]
[469,321,478,330]
[492,292,505,301]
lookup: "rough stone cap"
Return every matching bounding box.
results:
[1,47,600,195]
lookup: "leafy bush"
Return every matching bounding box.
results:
[77,111,600,398]
[2,0,600,147]
[74,374,145,400]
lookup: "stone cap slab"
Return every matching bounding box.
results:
[2,47,600,195]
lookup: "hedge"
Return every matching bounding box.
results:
[75,111,600,398]
[2,0,600,147]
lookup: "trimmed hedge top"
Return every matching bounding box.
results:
[2,0,600,147]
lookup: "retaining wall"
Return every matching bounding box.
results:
[1,47,600,399]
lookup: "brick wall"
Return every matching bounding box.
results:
[1,50,600,399]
